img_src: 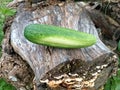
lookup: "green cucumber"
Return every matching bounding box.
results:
[24,24,96,48]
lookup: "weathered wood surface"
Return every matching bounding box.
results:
[0,17,34,90]
[86,9,120,52]
[87,8,120,41]
[0,2,118,90]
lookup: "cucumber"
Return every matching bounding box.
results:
[24,24,96,48]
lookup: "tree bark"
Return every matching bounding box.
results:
[0,2,118,90]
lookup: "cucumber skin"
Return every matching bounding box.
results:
[24,24,97,48]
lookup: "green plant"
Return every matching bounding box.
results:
[104,70,120,90]
[104,41,120,90]
[0,0,16,90]
[118,40,120,52]
[0,78,16,90]
[0,1,16,56]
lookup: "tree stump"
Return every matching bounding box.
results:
[0,1,118,90]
